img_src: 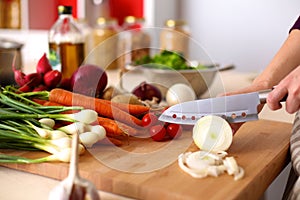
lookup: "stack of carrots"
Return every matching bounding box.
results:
[36,88,151,146]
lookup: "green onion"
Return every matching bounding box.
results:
[0,87,95,163]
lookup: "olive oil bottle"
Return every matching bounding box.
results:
[48,5,85,78]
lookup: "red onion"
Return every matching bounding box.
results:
[24,73,42,88]
[70,64,108,97]
[132,81,162,103]
[13,68,26,86]
[58,78,72,91]
[36,53,52,75]
[33,84,48,92]
[43,70,62,89]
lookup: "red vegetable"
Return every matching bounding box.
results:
[43,70,62,88]
[18,84,32,92]
[36,53,52,75]
[13,67,26,86]
[149,125,166,141]
[24,73,42,87]
[142,112,158,128]
[58,78,72,91]
[33,84,48,92]
[166,123,182,139]
[70,64,108,97]
[132,81,162,103]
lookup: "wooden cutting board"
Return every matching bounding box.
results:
[0,119,293,200]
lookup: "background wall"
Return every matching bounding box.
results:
[152,0,300,73]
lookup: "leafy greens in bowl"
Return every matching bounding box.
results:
[134,50,213,70]
[130,50,219,97]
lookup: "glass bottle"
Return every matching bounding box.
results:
[160,19,190,58]
[91,17,119,70]
[48,5,85,78]
[118,16,151,71]
[75,18,93,58]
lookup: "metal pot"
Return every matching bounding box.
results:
[0,38,23,85]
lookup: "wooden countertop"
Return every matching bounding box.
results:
[0,69,295,200]
[0,119,292,200]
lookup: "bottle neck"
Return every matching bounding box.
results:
[58,13,73,20]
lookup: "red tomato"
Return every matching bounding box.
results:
[149,125,166,141]
[166,124,183,139]
[142,113,158,127]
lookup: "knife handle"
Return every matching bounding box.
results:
[258,88,287,104]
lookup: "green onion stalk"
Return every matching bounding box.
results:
[0,86,98,164]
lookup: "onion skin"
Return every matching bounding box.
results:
[43,70,62,89]
[132,81,162,103]
[59,78,72,91]
[13,69,26,86]
[36,53,52,75]
[71,64,108,97]
[32,84,48,92]
[24,73,43,88]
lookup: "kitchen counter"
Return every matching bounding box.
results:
[0,69,295,200]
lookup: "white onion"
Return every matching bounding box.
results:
[166,83,196,106]
[193,115,233,152]
[39,118,55,128]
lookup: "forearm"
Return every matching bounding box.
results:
[253,29,300,88]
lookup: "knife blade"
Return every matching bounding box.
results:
[158,89,280,125]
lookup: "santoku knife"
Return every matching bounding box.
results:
[158,89,285,125]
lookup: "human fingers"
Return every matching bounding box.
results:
[266,86,287,110]
[284,85,300,114]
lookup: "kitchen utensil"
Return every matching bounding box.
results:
[0,38,23,85]
[48,132,100,199]
[159,89,285,124]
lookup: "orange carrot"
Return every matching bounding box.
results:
[49,88,143,127]
[105,101,150,116]
[96,117,125,136]
[50,89,149,116]
[33,98,48,105]
[96,116,140,136]
[43,101,65,106]
[98,137,123,146]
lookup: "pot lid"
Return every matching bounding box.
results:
[0,38,23,50]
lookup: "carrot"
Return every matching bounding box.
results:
[98,137,123,146]
[105,101,150,116]
[96,117,125,136]
[97,116,141,136]
[43,101,65,106]
[54,89,149,116]
[49,88,143,127]
[33,98,48,105]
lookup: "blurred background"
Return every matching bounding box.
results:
[0,0,299,73]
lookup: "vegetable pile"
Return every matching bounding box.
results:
[13,53,108,98]
[13,53,63,92]
[141,112,183,142]
[0,86,106,164]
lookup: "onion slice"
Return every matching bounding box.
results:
[178,115,244,180]
[193,115,233,152]
[178,151,244,180]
